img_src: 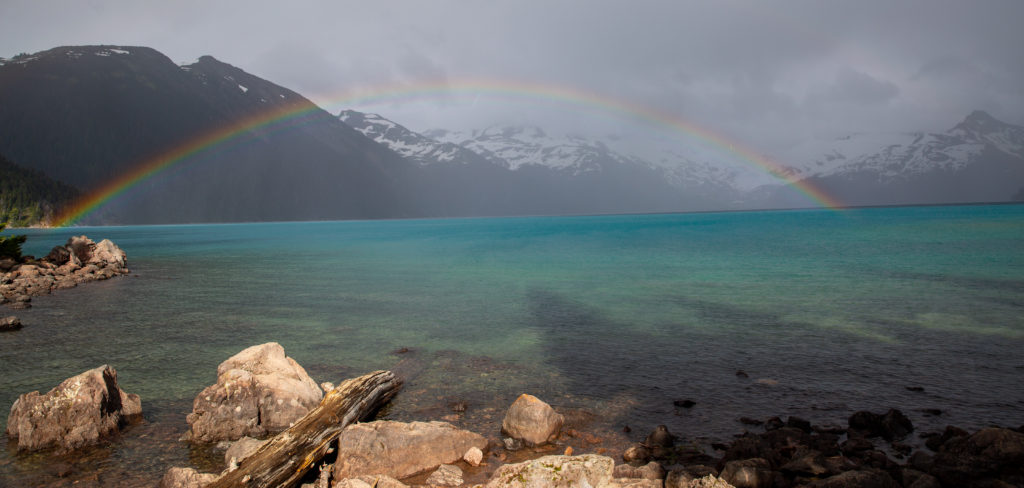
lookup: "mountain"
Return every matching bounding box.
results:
[758,110,1024,207]
[0,152,79,227]
[341,112,743,215]
[0,46,413,224]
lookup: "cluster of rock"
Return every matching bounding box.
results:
[0,235,129,310]
[615,411,1024,488]
[8,340,1023,488]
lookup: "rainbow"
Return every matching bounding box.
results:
[54,79,842,226]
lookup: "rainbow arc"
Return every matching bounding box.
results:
[55,79,842,227]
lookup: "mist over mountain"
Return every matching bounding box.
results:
[1,45,1021,225]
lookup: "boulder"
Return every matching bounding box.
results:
[6,364,141,451]
[45,245,71,265]
[719,458,773,488]
[645,425,677,448]
[224,436,267,468]
[483,454,614,487]
[780,449,829,477]
[685,476,736,488]
[624,444,653,464]
[464,446,484,466]
[186,342,323,442]
[924,425,968,452]
[615,461,666,480]
[332,475,408,488]
[424,464,463,487]
[720,436,776,467]
[65,235,94,264]
[848,409,913,441]
[801,469,900,488]
[500,393,564,446]
[89,239,127,268]
[666,468,724,488]
[332,420,487,480]
[0,315,21,331]
[930,427,1024,484]
[158,467,219,488]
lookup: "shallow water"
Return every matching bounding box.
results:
[2,204,1023,485]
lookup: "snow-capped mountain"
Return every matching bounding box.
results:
[339,110,486,166]
[341,110,742,192]
[760,110,1024,207]
[343,108,1024,210]
[781,110,1023,181]
[425,126,633,174]
[340,110,742,213]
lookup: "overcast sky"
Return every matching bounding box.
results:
[2,0,1022,158]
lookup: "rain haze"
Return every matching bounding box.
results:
[2,0,1023,165]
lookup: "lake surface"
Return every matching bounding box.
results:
[2,204,1023,486]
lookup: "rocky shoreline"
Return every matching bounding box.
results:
[0,235,130,310]
[6,342,1022,488]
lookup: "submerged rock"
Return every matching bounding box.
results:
[0,315,21,331]
[332,420,487,480]
[424,464,464,487]
[224,436,267,468]
[158,467,219,488]
[500,393,564,446]
[6,364,141,452]
[186,342,323,442]
[332,475,408,488]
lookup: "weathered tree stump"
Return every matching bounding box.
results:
[208,370,402,488]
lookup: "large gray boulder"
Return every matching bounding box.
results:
[483,454,615,487]
[332,420,487,480]
[186,342,323,442]
[6,364,141,452]
[500,393,564,446]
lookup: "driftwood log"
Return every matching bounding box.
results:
[208,370,402,488]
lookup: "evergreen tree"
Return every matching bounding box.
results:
[0,223,27,260]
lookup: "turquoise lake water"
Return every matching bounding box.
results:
[2,204,1023,485]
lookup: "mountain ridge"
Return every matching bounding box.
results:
[0,45,415,224]
[2,44,1021,224]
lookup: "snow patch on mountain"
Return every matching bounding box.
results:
[777,110,1022,183]
[339,110,476,165]
[428,126,636,174]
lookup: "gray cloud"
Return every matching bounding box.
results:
[1,0,1022,156]
[816,69,900,106]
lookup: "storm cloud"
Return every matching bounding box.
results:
[1,0,1021,156]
